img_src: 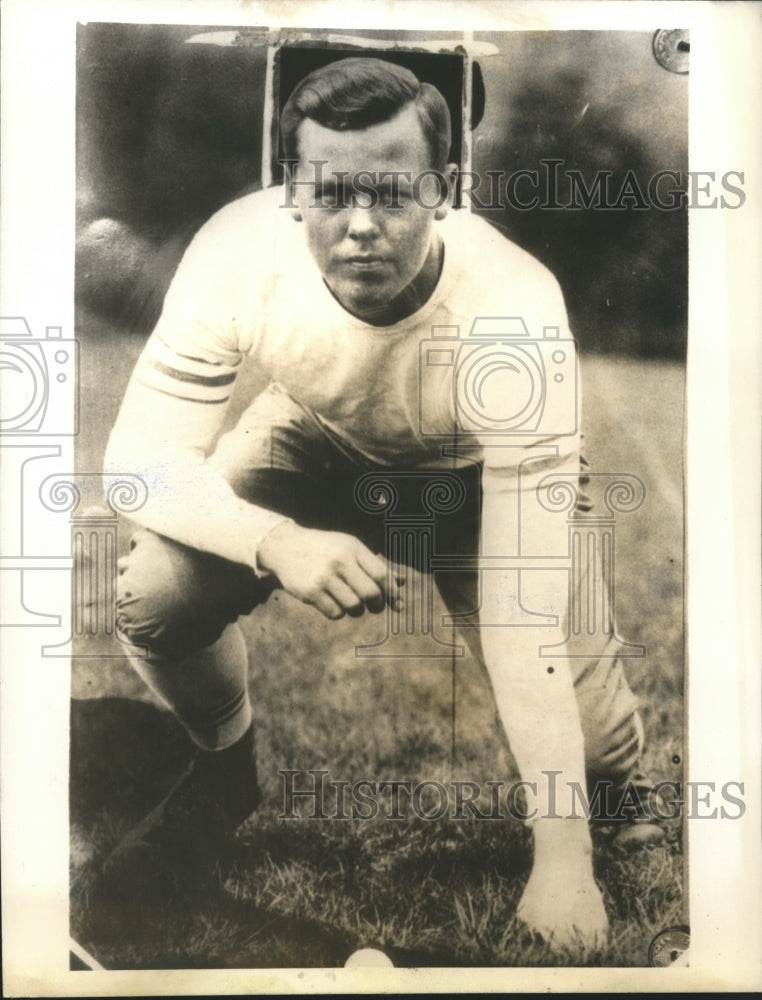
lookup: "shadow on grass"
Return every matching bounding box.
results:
[70,697,354,968]
[70,697,488,969]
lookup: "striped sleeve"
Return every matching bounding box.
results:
[135,333,242,407]
[104,334,291,574]
[104,189,296,573]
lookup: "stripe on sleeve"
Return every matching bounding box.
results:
[147,358,237,388]
[135,380,231,405]
[134,335,242,405]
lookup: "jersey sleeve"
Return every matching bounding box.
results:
[104,198,290,573]
[477,268,581,500]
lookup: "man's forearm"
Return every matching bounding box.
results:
[478,445,589,821]
[104,427,290,574]
[479,573,589,821]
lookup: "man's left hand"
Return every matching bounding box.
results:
[516,819,609,953]
[517,863,608,952]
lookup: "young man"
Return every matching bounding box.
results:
[103,57,656,951]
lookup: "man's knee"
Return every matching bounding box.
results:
[583,710,642,786]
[573,648,642,783]
[116,529,265,657]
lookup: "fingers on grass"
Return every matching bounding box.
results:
[354,551,400,611]
[313,593,345,620]
[327,577,367,618]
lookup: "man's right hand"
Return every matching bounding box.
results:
[256,521,404,620]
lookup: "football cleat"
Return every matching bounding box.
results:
[94,722,260,904]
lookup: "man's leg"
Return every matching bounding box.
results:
[428,452,658,830]
[115,529,263,752]
[99,384,374,897]
[435,561,652,831]
[97,530,269,900]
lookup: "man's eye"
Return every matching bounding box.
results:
[379,186,411,208]
[312,185,411,210]
[315,187,350,209]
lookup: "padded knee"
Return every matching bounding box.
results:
[573,648,642,785]
[583,710,642,787]
[116,529,265,657]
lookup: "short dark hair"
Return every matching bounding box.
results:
[280,57,452,170]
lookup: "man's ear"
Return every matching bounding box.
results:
[435,162,459,221]
[289,186,303,222]
[284,167,303,221]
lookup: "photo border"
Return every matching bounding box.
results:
[1,0,760,993]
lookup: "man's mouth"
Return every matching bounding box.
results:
[342,255,389,271]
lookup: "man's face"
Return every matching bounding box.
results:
[291,103,453,325]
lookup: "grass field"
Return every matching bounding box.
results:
[70,325,685,969]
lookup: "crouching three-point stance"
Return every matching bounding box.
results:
[102,57,663,951]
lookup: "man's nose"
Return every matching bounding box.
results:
[346,206,381,240]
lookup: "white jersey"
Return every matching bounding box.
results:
[106,185,579,572]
